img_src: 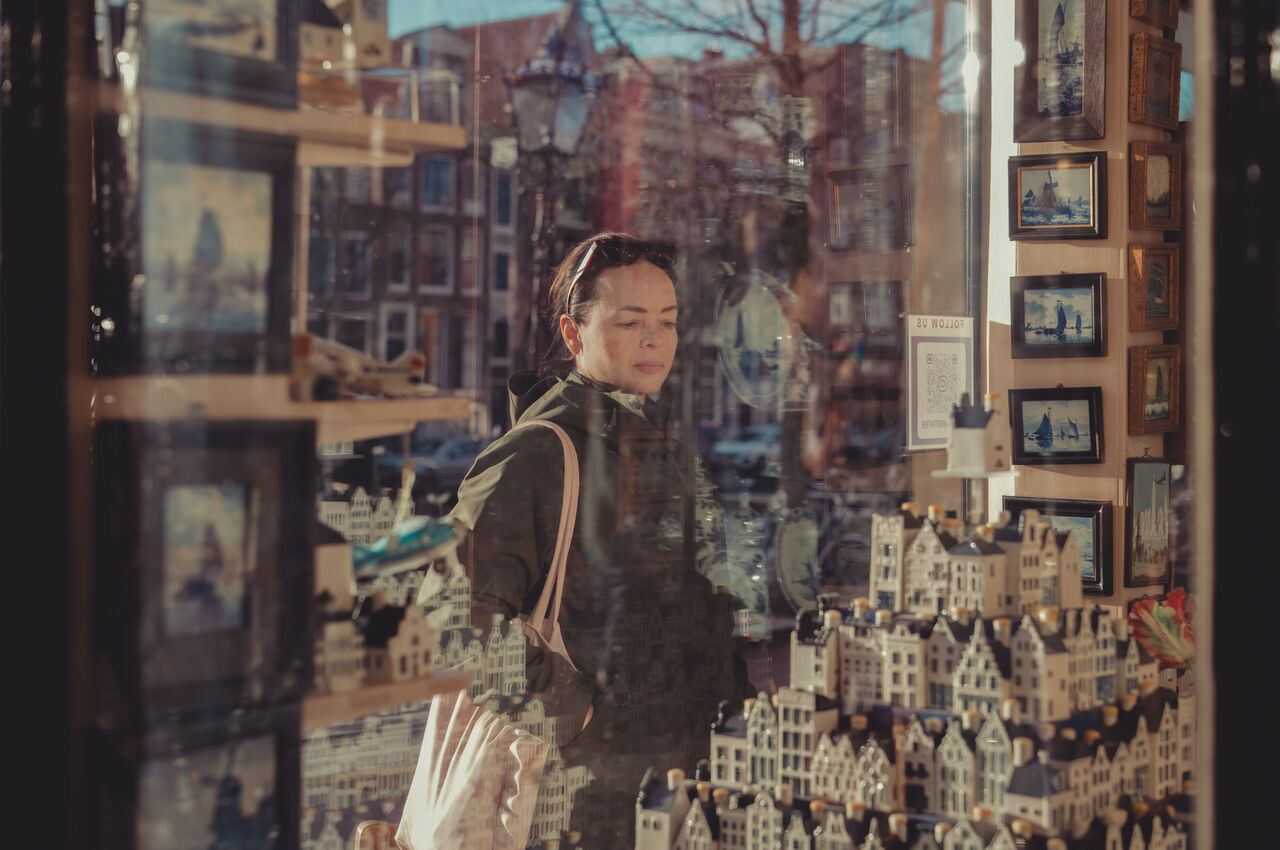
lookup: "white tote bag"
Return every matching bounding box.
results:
[398,419,587,850]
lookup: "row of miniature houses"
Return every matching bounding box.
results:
[317,485,407,546]
[705,682,1192,839]
[868,506,1084,621]
[636,765,1190,850]
[790,603,1160,724]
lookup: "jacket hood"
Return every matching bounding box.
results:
[506,370,676,437]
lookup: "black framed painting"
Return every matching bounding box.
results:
[1125,457,1174,588]
[141,0,298,108]
[90,704,301,850]
[1014,0,1106,141]
[1010,272,1106,358]
[1009,386,1104,465]
[828,165,913,253]
[1004,496,1114,596]
[1009,151,1107,240]
[91,117,296,375]
[93,420,315,721]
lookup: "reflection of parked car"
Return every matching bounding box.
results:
[376,435,490,510]
[709,423,782,476]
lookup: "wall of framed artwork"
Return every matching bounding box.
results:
[990,0,1190,609]
[1014,0,1107,142]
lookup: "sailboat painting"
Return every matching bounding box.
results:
[1022,286,1095,346]
[161,483,255,638]
[147,0,278,62]
[1037,0,1085,117]
[1009,386,1104,464]
[137,733,279,850]
[143,160,273,336]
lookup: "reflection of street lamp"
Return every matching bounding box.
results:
[507,0,593,373]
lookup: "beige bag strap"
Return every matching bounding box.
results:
[509,419,580,673]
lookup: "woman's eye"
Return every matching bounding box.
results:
[663,321,678,330]
[619,321,638,328]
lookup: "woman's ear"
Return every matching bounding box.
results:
[560,313,583,356]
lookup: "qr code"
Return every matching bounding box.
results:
[924,350,961,416]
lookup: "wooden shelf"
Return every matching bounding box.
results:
[92,376,478,442]
[302,672,472,734]
[91,82,467,159]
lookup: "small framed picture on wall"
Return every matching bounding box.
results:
[1128,32,1183,130]
[1125,457,1174,588]
[1128,345,1182,435]
[1128,141,1184,231]
[1009,152,1107,241]
[1010,272,1106,358]
[1014,0,1107,141]
[1127,243,1181,331]
[1009,386,1105,465]
[1004,496,1114,596]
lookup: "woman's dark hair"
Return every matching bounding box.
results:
[539,231,677,377]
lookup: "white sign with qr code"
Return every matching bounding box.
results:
[906,315,974,450]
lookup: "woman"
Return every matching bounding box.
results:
[448,232,753,845]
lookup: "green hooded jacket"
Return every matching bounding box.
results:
[447,370,753,840]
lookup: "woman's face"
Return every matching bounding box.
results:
[560,260,678,395]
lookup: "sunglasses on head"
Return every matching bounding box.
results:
[565,236,676,305]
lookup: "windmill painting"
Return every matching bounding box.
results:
[1017,162,1094,227]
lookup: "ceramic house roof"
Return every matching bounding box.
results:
[951,394,995,428]
[795,608,837,646]
[1140,688,1179,731]
[898,507,926,529]
[711,701,748,736]
[1047,733,1097,762]
[926,523,960,550]
[1053,531,1073,551]
[932,615,976,644]
[314,520,349,545]
[636,768,681,812]
[321,487,353,503]
[949,538,1005,557]
[1007,760,1065,798]
[994,523,1024,543]
[358,603,407,648]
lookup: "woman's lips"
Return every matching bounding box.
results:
[634,362,666,374]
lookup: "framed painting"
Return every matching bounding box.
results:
[828,280,905,361]
[1009,151,1107,241]
[1129,32,1183,130]
[828,165,913,253]
[1128,243,1181,331]
[1004,496,1114,596]
[1131,0,1180,30]
[90,704,300,850]
[1128,140,1183,231]
[142,0,298,108]
[93,420,315,720]
[91,118,295,375]
[1014,0,1106,141]
[1128,345,1182,434]
[1125,457,1174,588]
[1009,386,1104,465]
[1010,273,1106,358]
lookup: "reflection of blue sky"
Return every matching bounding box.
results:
[1133,463,1169,514]
[390,0,969,109]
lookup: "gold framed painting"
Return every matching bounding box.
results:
[1128,243,1181,331]
[1130,0,1179,30]
[1129,32,1183,130]
[1128,344,1182,435]
[1129,140,1183,231]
